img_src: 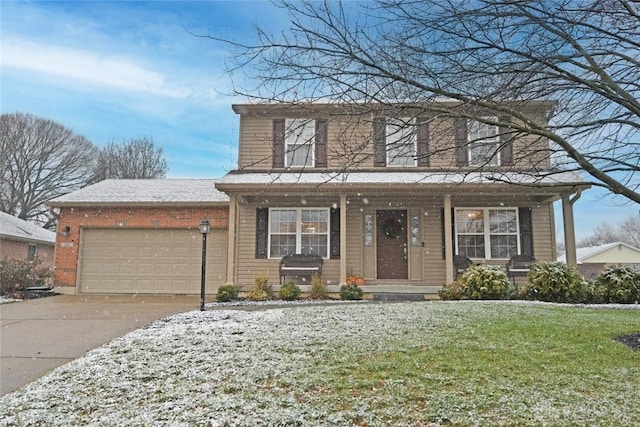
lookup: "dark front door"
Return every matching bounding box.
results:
[376,210,408,280]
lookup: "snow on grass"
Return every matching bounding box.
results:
[1,301,638,426]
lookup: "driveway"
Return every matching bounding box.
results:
[0,294,200,396]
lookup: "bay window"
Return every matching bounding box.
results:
[455,208,519,259]
[269,208,329,258]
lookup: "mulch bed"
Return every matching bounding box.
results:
[2,289,58,300]
[616,332,640,350]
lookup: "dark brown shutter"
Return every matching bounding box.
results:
[373,117,386,167]
[455,117,468,166]
[315,119,328,168]
[518,207,534,256]
[330,208,340,259]
[273,119,285,168]
[417,117,430,167]
[441,208,456,259]
[255,208,269,259]
[499,116,513,166]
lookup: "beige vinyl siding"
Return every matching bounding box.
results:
[238,113,550,171]
[532,204,555,262]
[234,204,342,289]
[422,205,447,286]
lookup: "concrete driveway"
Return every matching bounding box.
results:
[0,294,201,396]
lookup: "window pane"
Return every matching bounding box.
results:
[489,210,517,233]
[469,142,499,166]
[301,209,328,233]
[270,234,296,257]
[456,210,484,233]
[490,235,518,259]
[457,235,485,258]
[468,118,498,140]
[271,210,296,233]
[301,235,328,257]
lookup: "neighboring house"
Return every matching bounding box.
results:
[558,242,640,279]
[0,211,56,268]
[215,102,590,298]
[47,179,229,295]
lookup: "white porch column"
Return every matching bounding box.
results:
[444,194,454,283]
[225,194,237,286]
[340,194,347,286]
[562,193,578,267]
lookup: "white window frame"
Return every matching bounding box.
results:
[285,119,315,168]
[468,117,500,166]
[268,208,330,259]
[455,207,520,260]
[386,117,417,167]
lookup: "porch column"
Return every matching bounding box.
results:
[340,194,347,286]
[444,194,454,283]
[562,193,578,267]
[225,194,237,286]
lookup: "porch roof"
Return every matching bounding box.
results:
[215,170,589,197]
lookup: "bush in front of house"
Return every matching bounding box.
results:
[593,266,640,304]
[247,272,273,301]
[279,282,301,301]
[0,258,51,296]
[340,283,364,300]
[438,281,465,300]
[216,284,239,302]
[456,264,517,300]
[309,273,328,299]
[526,262,586,303]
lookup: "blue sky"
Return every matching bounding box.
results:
[1,0,637,241]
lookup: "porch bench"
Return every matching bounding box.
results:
[279,254,323,285]
[506,254,536,284]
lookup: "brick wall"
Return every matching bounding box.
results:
[0,238,55,268]
[54,205,229,290]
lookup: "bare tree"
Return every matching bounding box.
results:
[0,112,97,228]
[578,222,620,247]
[578,215,640,248]
[211,0,639,203]
[619,215,640,248]
[91,137,168,183]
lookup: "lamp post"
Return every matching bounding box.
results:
[199,219,210,311]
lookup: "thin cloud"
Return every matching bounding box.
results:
[1,38,189,99]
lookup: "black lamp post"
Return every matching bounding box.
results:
[199,219,210,311]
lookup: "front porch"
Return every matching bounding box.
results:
[216,171,589,295]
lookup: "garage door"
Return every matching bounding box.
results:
[79,228,227,294]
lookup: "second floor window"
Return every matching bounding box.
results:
[285,119,315,167]
[468,117,500,166]
[387,118,417,167]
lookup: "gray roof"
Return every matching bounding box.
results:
[48,179,229,206]
[216,170,587,188]
[0,211,56,244]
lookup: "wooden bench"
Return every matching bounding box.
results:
[506,254,535,283]
[279,254,323,285]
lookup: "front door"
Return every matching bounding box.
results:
[376,210,408,279]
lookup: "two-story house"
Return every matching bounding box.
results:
[215,102,590,298]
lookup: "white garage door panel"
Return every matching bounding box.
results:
[79,228,226,294]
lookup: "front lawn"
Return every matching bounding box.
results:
[1,301,638,426]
